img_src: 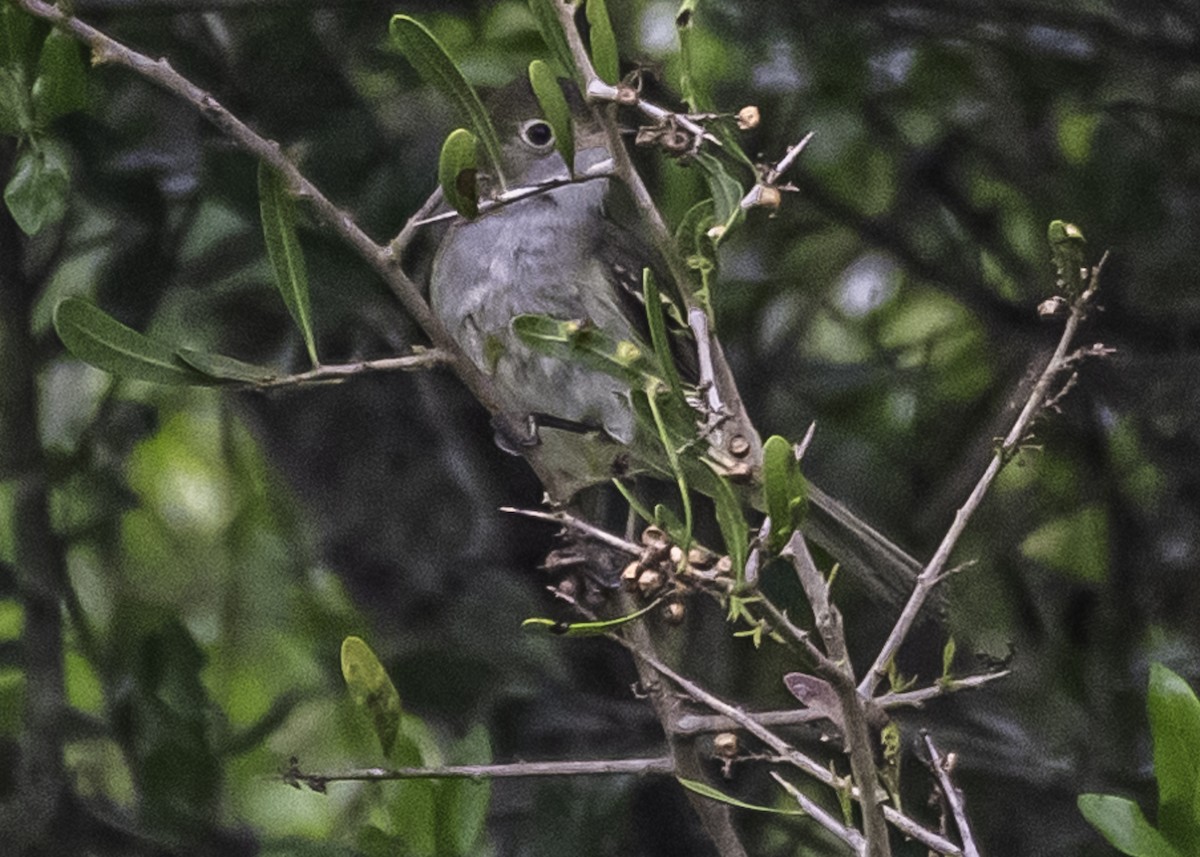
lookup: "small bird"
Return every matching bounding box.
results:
[430,81,928,610]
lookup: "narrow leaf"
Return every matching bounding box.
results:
[0,3,38,71]
[31,28,86,126]
[54,298,214,386]
[1078,794,1182,857]
[340,636,402,757]
[1047,219,1087,297]
[705,460,748,586]
[528,59,574,176]
[175,348,277,384]
[389,15,506,189]
[678,778,805,815]
[257,162,318,367]
[614,479,656,525]
[642,269,685,402]
[526,0,578,82]
[694,151,745,232]
[438,127,479,219]
[675,0,710,113]
[762,435,806,553]
[585,0,619,85]
[522,598,663,636]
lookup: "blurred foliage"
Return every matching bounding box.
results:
[2,0,1200,855]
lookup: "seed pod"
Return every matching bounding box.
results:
[713,732,739,758]
[637,568,664,597]
[621,560,641,590]
[662,600,686,625]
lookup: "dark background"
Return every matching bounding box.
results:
[2,1,1199,855]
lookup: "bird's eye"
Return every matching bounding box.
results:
[520,120,555,149]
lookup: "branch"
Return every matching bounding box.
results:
[860,261,1107,696]
[285,756,675,790]
[672,669,1010,735]
[782,533,890,857]
[247,351,451,390]
[922,733,982,857]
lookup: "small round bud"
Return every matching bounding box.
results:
[713,732,739,758]
[705,224,726,240]
[637,568,664,597]
[736,105,760,130]
[616,84,640,106]
[669,545,684,565]
[662,600,686,625]
[641,526,668,547]
[729,434,751,457]
[621,560,642,590]
[1038,296,1068,318]
[715,556,734,576]
[688,547,716,568]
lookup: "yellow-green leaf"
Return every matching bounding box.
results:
[678,777,805,815]
[340,636,402,757]
[526,0,578,82]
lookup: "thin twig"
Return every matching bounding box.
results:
[286,756,675,790]
[500,506,642,555]
[672,670,1010,735]
[770,771,867,855]
[860,261,1107,697]
[922,733,980,857]
[247,351,451,390]
[606,630,962,855]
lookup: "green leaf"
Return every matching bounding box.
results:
[53,298,215,386]
[437,724,492,856]
[340,636,402,758]
[941,637,957,682]
[678,777,805,815]
[0,67,31,136]
[257,162,318,367]
[512,313,654,386]
[0,4,38,72]
[31,28,86,126]
[641,269,685,402]
[438,127,479,219]
[694,150,745,233]
[675,0,710,113]
[614,479,656,525]
[1148,664,1200,851]
[1078,794,1182,857]
[762,435,808,553]
[528,59,574,176]
[526,0,578,82]
[175,348,278,384]
[585,0,619,85]
[1047,219,1087,297]
[705,460,748,586]
[389,15,506,189]
[4,140,68,234]
[522,598,663,636]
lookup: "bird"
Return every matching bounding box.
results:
[429,80,929,612]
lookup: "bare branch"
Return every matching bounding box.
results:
[247,351,451,390]
[285,756,676,790]
[770,771,867,855]
[672,670,1010,735]
[922,733,981,857]
[861,262,1107,697]
[500,506,642,555]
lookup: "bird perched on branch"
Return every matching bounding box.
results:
[430,80,928,610]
